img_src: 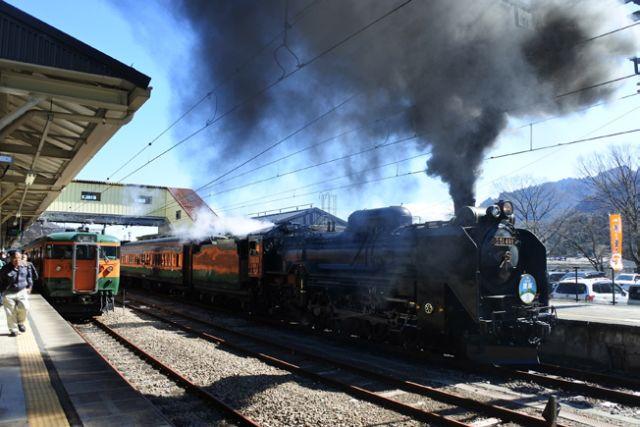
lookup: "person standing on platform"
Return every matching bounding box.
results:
[0,251,33,336]
[22,252,38,285]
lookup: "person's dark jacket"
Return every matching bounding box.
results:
[0,263,33,293]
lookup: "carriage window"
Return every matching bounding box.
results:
[47,245,73,259]
[75,245,97,260]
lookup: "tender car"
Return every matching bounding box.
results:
[551,278,628,304]
[559,270,606,282]
[628,284,640,305]
[614,273,640,292]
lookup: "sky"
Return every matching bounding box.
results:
[7,0,640,225]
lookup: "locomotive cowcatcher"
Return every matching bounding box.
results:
[121,202,555,363]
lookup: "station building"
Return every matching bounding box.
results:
[42,179,214,233]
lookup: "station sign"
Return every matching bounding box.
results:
[0,154,13,164]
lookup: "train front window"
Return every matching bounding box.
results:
[47,245,73,259]
[75,245,97,260]
[100,246,119,260]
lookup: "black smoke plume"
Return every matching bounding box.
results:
[173,0,636,212]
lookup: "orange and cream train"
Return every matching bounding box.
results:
[24,231,120,316]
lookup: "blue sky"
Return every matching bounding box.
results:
[8,0,640,222]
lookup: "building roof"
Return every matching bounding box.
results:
[0,1,150,88]
[71,179,168,190]
[167,187,216,221]
[252,207,346,227]
[0,3,151,247]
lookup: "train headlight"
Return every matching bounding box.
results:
[518,274,537,304]
[486,205,501,218]
[55,265,62,272]
[500,201,514,216]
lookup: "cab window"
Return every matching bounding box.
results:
[47,244,72,259]
[100,246,119,260]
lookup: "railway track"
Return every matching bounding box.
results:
[521,362,640,392]
[125,291,640,408]
[73,319,260,427]
[124,294,563,426]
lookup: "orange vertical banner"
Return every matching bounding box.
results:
[609,213,623,271]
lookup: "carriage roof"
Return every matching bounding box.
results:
[33,232,119,244]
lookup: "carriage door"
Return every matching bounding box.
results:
[73,243,98,293]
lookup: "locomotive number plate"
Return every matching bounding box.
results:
[493,236,515,246]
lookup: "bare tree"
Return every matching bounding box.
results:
[499,176,565,246]
[580,145,640,272]
[555,213,608,271]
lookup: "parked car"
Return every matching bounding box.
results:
[614,273,640,292]
[551,278,628,304]
[628,284,640,305]
[559,270,606,282]
[548,271,567,293]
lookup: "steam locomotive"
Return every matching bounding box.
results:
[121,202,554,363]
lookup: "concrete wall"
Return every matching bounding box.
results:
[541,319,640,374]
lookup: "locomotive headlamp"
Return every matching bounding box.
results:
[500,201,514,216]
[487,205,501,218]
[55,265,62,272]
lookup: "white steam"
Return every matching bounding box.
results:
[171,207,274,241]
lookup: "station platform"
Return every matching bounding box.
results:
[0,294,169,426]
[552,300,640,326]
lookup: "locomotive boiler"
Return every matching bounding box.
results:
[251,201,553,362]
[121,202,554,363]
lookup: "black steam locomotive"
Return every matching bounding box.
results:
[122,202,554,363]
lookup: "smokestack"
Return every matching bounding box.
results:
[172,0,637,210]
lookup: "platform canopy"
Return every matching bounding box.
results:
[0,2,151,247]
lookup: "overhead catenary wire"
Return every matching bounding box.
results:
[214,152,430,212]
[218,169,427,214]
[118,10,640,189]
[203,134,419,199]
[142,131,418,217]
[70,0,414,217]
[222,123,640,215]
[105,0,322,184]
[77,7,640,221]
[145,79,640,222]
[486,127,640,160]
[114,0,415,186]
[69,0,327,214]
[485,102,640,186]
